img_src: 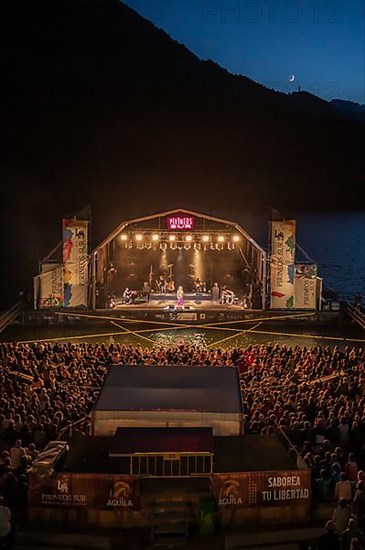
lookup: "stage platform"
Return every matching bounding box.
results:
[22,304,344,326]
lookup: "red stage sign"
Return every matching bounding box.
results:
[167,216,194,230]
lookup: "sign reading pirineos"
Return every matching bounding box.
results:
[294,264,317,310]
[29,473,140,510]
[38,263,64,308]
[62,219,88,307]
[270,220,296,309]
[211,471,310,508]
[167,216,195,230]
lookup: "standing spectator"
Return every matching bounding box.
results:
[318,519,341,550]
[0,495,12,548]
[352,481,365,532]
[345,453,359,482]
[9,440,26,473]
[335,472,353,503]
[342,518,365,550]
[331,497,351,534]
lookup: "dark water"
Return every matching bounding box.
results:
[242,210,365,301]
[2,211,365,348]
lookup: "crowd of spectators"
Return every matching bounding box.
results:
[1,340,365,547]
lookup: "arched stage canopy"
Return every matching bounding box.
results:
[91,208,267,310]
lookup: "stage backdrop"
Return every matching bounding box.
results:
[294,264,317,310]
[270,220,296,309]
[62,219,88,308]
[34,263,64,309]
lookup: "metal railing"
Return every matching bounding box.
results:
[0,301,22,333]
[346,302,365,330]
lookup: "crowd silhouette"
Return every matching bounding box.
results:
[1,340,365,547]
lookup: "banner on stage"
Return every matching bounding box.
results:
[294,264,317,310]
[62,219,88,308]
[36,263,64,309]
[270,220,296,309]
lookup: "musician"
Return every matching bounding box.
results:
[211,282,220,303]
[194,277,202,293]
[123,287,132,304]
[142,281,151,301]
[221,286,235,305]
[158,275,167,293]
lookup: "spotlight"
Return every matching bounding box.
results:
[185,235,193,242]
[194,243,201,250]
[120,234,128,241]
[218,235,225,242]
[169,235,176,241]
[135,234,143,241]
[184,243,191,250]
[152,234,159,241]
[202,235,210,242]
[170,242,177,250]
[160,242,167,251]
[233,235,240,242]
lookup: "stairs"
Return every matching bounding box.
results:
[151,501,189,547]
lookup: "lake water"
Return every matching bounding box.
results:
[1,211,365,348]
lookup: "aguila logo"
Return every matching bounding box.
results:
[107,480,133,507]
[218,479,243,506]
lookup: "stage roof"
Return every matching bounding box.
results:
[92,208,266,256]
[109,427,214,456]
[92,364,243,414]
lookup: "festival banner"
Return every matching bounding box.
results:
[270,220,296,309]
[294,264,317,310]
[28,473,140,510]
[62,219,88,307]
[210,471,311,508]
[37,264,64,309]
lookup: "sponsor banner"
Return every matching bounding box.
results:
[63,219,88,307]
[294,264,317,310]
[29,473,140,510]
[270,220,296,309]
[38,264,64,308]
[211,471,311,508]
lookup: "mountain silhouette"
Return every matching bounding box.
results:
[0,0,364,299]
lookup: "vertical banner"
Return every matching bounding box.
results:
[294,264,317,310]
[37,264,64,308]
[63,219,88,308]
[270,220,296,309]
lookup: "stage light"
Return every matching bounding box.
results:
[135,234,143,241]
[210,243,215,250]
[202,235,210,242]
[185,235,192,242]
[218,235,225,242]
[184,243,191,250]
[127,241,133,249]
[152,234,159,241]
[160,242,167,251]
[233,234,240,242]
[169,235,176,241]
[170,242,177,250]
[194,243,201,250]
[120,234,128,241]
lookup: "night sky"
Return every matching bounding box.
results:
[124,0,364,104]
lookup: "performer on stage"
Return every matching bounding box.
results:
[211,282,220,303]
[177,286,184,307]
[157,275,167,294]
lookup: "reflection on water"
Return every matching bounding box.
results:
[2,322,365,351]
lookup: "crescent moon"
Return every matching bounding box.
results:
[288,74,295,82]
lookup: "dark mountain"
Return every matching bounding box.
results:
[0,0,364,300]
[330,99,365,122]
